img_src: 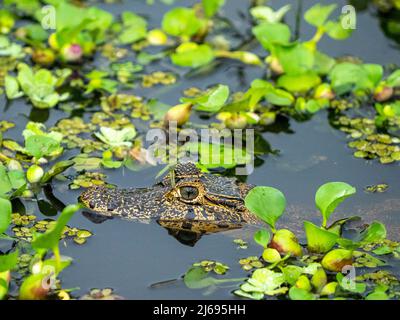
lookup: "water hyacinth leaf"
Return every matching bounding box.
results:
[270,229,303,257]
[275,43,314,75]
[282,265,303,286]
[25,135,60,159]
[32,204,81,251]
[245,186,286,231]
[304,221,339,253]
[324,20,353,40]
[336,273,366,294]
[182,85,229,112]
[359,221,387,243]
[0,165,12,197]
[304,3,336,27]
[171,43,215,68]
[202,0,225,18]
[118,12,147,44]
[321,249,353,272]
[250,5,291,23]
[0,198,12,234]
[252,22,291,51]
[264,87,294,106]
[386,69,400,87]
[0,250,18,272]
[41,160,75,183]
[277,72,321,93]
[315,182,356,227]
[162,7,202,37]
[253,229,270,248]
[5,76,23,99]
[94,127,136,147]
[288,286,315,300]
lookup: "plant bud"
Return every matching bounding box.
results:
[321,249,353,272]
[164,103,192,127]
[295,275,311,291]
[48,33,59,50]
[314,83,335,100]
[60,43,83,63]
[147,29,168,45]
[224,113,248,129]
[374,84,393,102]
[0,271,11,300]
[32,48,55,66]
[311,268,327,293]
[266,56,284,75]
[320,282,338,296]
[269,229,303,257]
[27,165,44,184]
[262,248,281,263]
[7,159,22,171]
[19,274,49,300]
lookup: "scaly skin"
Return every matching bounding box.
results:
[79,162,261,234]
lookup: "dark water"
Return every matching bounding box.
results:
[2,0,400,299]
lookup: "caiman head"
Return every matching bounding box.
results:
[79,162,260,244]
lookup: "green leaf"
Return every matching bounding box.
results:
[182,84,229,112]
[94,127,136,147]
[277,72,321,92]
[0,197,12,234]
[41,160,75,183]
[264,87,294,106]
[202,0,225,18]
[315,182,356,227]
[304,221,339,253]
[25,135,60,158]
[254,229,271,248]
[5,76,23,99]
[289,286,315,300]
[325,20,353,40]
[183,266,216,289]
[0,164,12,197]
[31,204,81,251]
[304,3,337,27]
[275,43,314,75]
[245,186,286,231]
[171,43,215,68]
[359,221,387,243]
[0,250,18,272]
[252,22,291,51]
[118,12,147,44]
[386,69,400,87]
[162,7,202,37]
[250,5,291,23]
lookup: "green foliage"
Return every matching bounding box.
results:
[181,84,229,112]
[171,42,215,68]
[118,12,147,44]
[315,182,356,227]
[5,63,70,108]
[304,221,339,253]
[162,7,203,38]
[0,198,12,234]
[245,186,286,232]
[94,127,136,148]
[253,229,271,248]
[202,0,225,18]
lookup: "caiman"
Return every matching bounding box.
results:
[79,162,261,245]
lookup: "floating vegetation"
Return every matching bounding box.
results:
[364,183,389,193]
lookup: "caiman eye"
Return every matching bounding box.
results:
[180,186,199,200]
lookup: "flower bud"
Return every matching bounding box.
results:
[224,113,248,129]
[321,249,353,272]
[0,271,11,300]
[147,29,168,46]
[19,274,49,300]
[374,84,393,102]
[314,83,335,100]
[164,103,192,127]
[262,248,281,263]
[266,56,284,75]
[295,275,311,291]
[311,268,327,293]
[320,282,338,296]
[32,48,55,66]
[269,229,303,257]
[60,43,83,63]
[27,165,44,184]
[48,33,59,50]
[7,159,22,171]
